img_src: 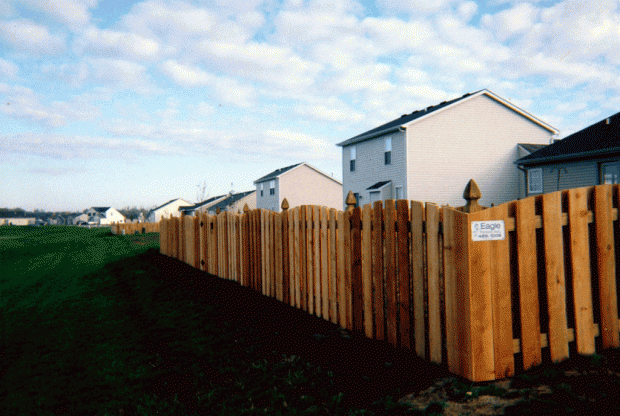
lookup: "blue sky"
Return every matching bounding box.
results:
[1,0,619,212]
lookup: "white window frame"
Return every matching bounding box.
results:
[269,180,275,195]
[260,183,264,197]
[385,138,392,165]
[528,168,543,194]
[395,186,403,200]
[350,146,356,172]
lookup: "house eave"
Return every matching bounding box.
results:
[336,126,404,147]
[515,148,620,166]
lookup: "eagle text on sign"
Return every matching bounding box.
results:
[471,220,506,241]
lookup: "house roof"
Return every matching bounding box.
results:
[336,89,558,147]
[516,111,620,166]
[366,180,391,190]
[150,198,190,213]
[208,190,255,212]
[518,143,548,153]
[253,163,303,184]
[253,162,342,185]
[91,207,110,213]
[179,194,227,211]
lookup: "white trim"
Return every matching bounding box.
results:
[528,168,543,194]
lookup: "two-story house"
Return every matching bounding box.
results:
[516,110,620,196]
[84,207,126,225]
[336,89,559,208]
[254,162,343,212]
[206,190,256,215]
[179,195,227,216]
[146,198,192,222]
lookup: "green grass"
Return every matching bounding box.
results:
[1,226,446,416]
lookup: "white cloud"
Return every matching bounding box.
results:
[75,27,161,60]
[377,0,458,14]
[1,133,179,159]
[294,96,364,122]
[88,58,158,94]
[19,0,96,29]
[0,58,18,78]
[160,60,214,87]
[457,1,478,22]
[481,3,539,41]
[327,63,394,94]
[0,19,65,54]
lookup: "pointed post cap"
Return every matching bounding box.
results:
[345,190,356,212]
[243,203,250,213]
[281,198,289,211]
[462,179,483,213]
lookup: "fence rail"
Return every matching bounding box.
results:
[158,182,620,382]
[111,222,160,235]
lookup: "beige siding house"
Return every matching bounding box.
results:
[516,110,620,196]
[254,162,343,212]
[0,218,36,226]
[147,198,192,222]
[336,89,559,208]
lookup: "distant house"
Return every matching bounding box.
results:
[84,207,126,225]
[253,162,343,212]
[206,190,256,215]
[336,89,558,208]
[146,198,192,222]
[179,195,227,216]
[516,111,620,196]
[0,218,36,226]
[72,213,90,225]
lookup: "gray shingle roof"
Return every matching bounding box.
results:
[253,162,303,184]
[179,195,226,211]
[150,198,185,213]
[516,111,620,166]
[91,207,110,213]
[208,190,255,212]
[519,143,548,153]
[366,181,391,190]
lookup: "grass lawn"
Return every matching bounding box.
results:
[4,225,620,416]
[1,225,448,416]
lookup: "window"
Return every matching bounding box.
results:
[395,186,403,200]
[528,168,543,194]
[269,180,275,195]
[353,193,360,208]
[350,146,356,171]
[260,183,263,197]
[385,138,392,165]
[601,161,620,185]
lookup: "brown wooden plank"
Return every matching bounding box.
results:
[385,200,398,346]
[487,204,514,379]
[515,197,542,370]
[195,215,201,270]
[397,200,411,350]
[594,185,619,348]
[362,204,373,338]
[344,208,353,330]
[186,216,194,267]
[313,205,321,318]
[373,201,385,341]
[276,212,283,302]
[289,209,296,306]
[468,208,496,382]
[351,206,363,332]
[567,188,596,354]
[271,211,277,297]
[337,209,346,328]
[298,206,305,310]
[329,208,338,324]
[411,201,425,358]
[426,203,441,362]
[237,215,242,283]
[541,191,570,362]
[212,215,218,277]
[306,206,314,314]
[443,207,458,373]
[283,210,290,305]
[321,206,329,320]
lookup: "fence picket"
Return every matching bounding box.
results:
[514,197,542,369]
[397,200,411,350]
[426,203,441,362]
[594,185,619,348]
[385,200,398,346]
[411,202,425,358]
[321,207,329,320]
[351,206,363,332]
[306,206,314,315]
[541,192,570,362]
[362,204,373,338]
[276,212,283,302]
[567,188,596,354]
[313,206,321,318]
[329,208,338,323]
[337,210,346,328]
[373,201,385,341]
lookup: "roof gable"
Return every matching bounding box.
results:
[254,163,303,184]
[516,111,620,165]
[150,198,190,213]
[209,190,255,212]
[336,89,558,147]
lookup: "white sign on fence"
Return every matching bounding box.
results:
[471,220,506,241]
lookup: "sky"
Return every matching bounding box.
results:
[1,0,620,212]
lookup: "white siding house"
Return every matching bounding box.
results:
[336,89,559,208]
[147,198,192,222]
[254,162,343,212]
[84,207,126,225]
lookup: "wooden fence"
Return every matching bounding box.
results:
[111,221,160,235]
[158,182,620,382]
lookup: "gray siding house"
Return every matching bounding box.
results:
[336,89,558,208]
[254,162,343,212]
[516,111,620,196]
